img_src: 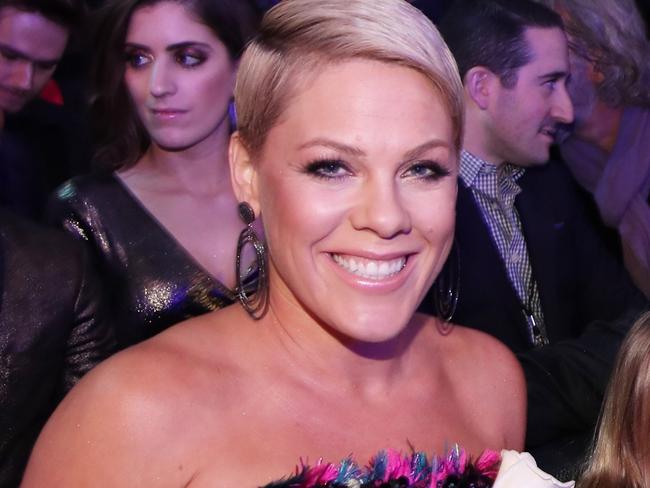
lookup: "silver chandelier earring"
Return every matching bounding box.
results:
[433,241,460,335]
[236,202,268,320]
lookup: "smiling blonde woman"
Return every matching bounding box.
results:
[24,1,527,486]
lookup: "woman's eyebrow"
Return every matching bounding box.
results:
[123,41,212,51]
[298,138,365,157]
[402,139,451,160]
[166,41,212,52]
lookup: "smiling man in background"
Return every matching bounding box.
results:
[421,0,648,479]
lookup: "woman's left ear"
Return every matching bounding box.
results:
[229,132,260,215]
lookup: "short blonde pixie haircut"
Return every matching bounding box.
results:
[235,0,464,158]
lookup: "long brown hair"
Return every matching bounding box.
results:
[579,311,650,488]
[89,0,260,171]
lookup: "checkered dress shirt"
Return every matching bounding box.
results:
[459,150,548,346]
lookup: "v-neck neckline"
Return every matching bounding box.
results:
[109,173,238,302]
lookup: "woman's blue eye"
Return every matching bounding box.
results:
[402,161,450,181]
[125,52,151,69]
[176,51,206,68]
[304,159,351,179]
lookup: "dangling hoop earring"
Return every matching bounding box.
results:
[433,240,460,335]
[236,202,268,320]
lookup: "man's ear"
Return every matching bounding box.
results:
[229,132,260,216]
[464,66,497,111]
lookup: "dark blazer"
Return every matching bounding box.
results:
[0,209,114,487]
[422,160,647,477]
[0,95,92,220]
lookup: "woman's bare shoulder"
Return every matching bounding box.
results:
[451,323,518,363]
[416,314,527,450]
[453,323,527,449]
[22,309,248,487]
[415,313,516,361]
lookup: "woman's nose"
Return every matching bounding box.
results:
[148,61,176,98]
[349,176,412,239]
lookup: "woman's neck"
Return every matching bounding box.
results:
[259,281,427,401]
[124,125,232,196]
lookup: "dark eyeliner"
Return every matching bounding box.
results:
[124,48,148,68]
[175,48,207,68]
[302,158,350,180]
[403,160,451,180]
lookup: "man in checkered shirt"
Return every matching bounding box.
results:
[421,0,649,480]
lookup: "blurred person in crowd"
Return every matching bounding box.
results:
[0,0,74,114]
[579,311,650,488]
[537,0,650,299]
[0,150,114,484]
[429,0,649,479]
[48,0,261,349]
[0,0,89,219]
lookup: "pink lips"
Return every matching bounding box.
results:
[327,251,414,294]
[149,108,186,120]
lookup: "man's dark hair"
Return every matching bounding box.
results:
[0,0,84,30]
[439,0,563,87]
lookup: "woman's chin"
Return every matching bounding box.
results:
[323,305,421,349]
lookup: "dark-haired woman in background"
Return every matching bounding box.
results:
[48,0,260,349]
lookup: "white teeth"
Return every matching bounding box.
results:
[332,254,406,279]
